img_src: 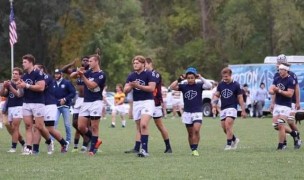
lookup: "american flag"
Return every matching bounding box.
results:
[9,3,17,47]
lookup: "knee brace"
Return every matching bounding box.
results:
[272,119,286,130]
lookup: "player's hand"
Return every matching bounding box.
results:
[16,80,26,89]
[212,107,216,114]
[196,74,202,79]
[77,67,85,77]
[241,110,247,118]
[296,102,301,110]
[60,99,65,105]
[273,87,280,93]
[3,80,10,88]
[269,104,274,112]
[130,81,140,88]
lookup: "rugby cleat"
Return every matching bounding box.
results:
[47,141,54,155]
[21,148,32,155]
[164,148,172,153]
[294,139,302,149]
[7,148,16,153]
[191,150,199,156]
[231,138,240,150]
[224,145,232,150]
[137,149,149,157]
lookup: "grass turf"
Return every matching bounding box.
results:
[0,116,303,180]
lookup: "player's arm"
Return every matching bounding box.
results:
[237,94,247,118]
[61,59,77,74]
[117,95,125,105]
[278,88,294,98]
[130,81,156,92]
[169,75,185,91]
[295,84,300,108]
[124,83,132,94]
[17,78,45,92]
[0,81,9,96]
[197,74,212,90]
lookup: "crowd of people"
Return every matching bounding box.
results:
[0,53,302,157]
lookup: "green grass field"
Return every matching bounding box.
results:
[0,116,304,180]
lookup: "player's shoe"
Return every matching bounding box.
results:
[137,149,149,157]
[80,146,87,153]
[47,141,54,155]
[61,141,69,153]
[122,125,126,128]
[224,145,232,150]
[93,139,103,154]
[71,148,79,153]
[110,124,115,128]
[7,148,16,153]
[231,138,240,150]
[21,148,32,155]
[294,139,302,149]
[164,148,172,153]
[191,150,199,156]
[124,149,139,154]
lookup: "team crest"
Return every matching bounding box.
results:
[221,89,233,98]
[25,79,33,85]
[61,84,65,88]
[277,83,285,90]
[184,90,197,100]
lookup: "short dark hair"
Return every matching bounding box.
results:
[145,57,153,64]
[221,67,232,75]
[13,67,23,75]
[243,84,248,87]
[22,54,36,64]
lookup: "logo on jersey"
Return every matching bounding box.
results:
[99,75,104,79]
[25,79,33,85]
[184,90,197,100]
[221,89,233,98]
[9,92,15,98]
[277,83,285,90]
[61,84,65,89]
[135,79,146,90]
[88,77,94,81]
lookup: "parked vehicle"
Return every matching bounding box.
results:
[229,55,304,115]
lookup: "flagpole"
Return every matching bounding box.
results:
[9,0,14,75]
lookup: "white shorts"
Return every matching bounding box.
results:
[182,112,203,124]
[291,103,296,112]
[273,104,291,117]
[73,97,84,114]
[113,104,126,115]
[79,100,103,117]
[7,106,23,122]
[45,104,57,121]
[133,100,155,121]
[153,106,163,118]
[220,108,237,120]
[22,103,45,117]
[172,98,182,106]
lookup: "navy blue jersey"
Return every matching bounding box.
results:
[43,74,57,105]
[274,71,298,103]
[178,83,204,112]
[83,70,106,102]
[217,80,242,110]
[126,70,156,101]
[22,70,45,103]
[53,78,76,106]
[7,83,23,107]
[273,75,295,107]
[152,69,163,106]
